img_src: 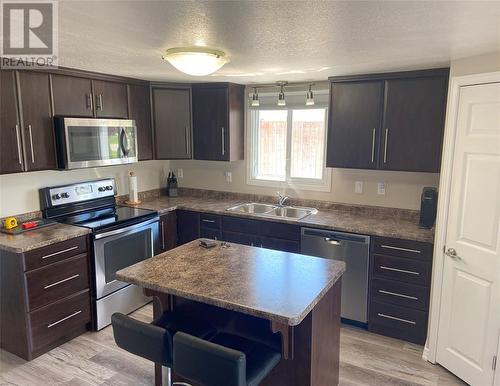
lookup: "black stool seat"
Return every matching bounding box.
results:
[173,331,282,386]
[111,310,215,367]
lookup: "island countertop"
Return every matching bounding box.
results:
[116,239,345,326]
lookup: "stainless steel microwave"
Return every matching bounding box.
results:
[54,117,138,169]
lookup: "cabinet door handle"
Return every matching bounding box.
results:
[96,94,103,110]
[371,128,376,163]
[15,124,22,165]
[41,246,78,260]
[44,274,80,289]
[86,93,93,110]
[380,265,420,276]
[47,310,82,328]
[383,128,388,163]
[28,125,35,163]
[378,289,418,301]
[201,219,216,223]
[377,313,416,325]
[160,221,165,250]
[185,126,189,155]
[380,244,421,254]
[221,127,225,156]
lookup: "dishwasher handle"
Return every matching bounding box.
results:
[325,237,341,245]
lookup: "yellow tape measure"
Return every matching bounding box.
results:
[3,217,18,230]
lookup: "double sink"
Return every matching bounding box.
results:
[226,202,318,221]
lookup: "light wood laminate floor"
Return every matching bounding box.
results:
[0,304,466,386]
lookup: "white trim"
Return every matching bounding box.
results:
[424,70,500,364]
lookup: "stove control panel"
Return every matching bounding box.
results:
[41,179,116,208]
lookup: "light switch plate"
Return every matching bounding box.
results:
[177,168,184,178]
[355,181,363,194]
[224,171,232,183]
[377,182,386,195]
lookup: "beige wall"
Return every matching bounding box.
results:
[0,160,170,217]
[170,159,439,210]
[450,51,500,77]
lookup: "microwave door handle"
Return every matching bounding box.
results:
[119,127,130,157]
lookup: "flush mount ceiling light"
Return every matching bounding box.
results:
[162,47,229,76]
[277,81,288,107]
[251,87,260,107]
[306,84,315,106]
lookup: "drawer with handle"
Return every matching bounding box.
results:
[373,254,431,286]
[369,300,428,345]
[25,253,89,311]
[23,236,88,271]
[199,213,221,230]
[371,278,429,311]
[29,290,91,353]
[373,236,433,261]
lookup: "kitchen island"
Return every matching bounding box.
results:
[117,239,345,386]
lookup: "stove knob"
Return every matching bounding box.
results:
[52,193,60,200]
[106,185,113,191]
[61,192,70,199]
[98,186,105,192]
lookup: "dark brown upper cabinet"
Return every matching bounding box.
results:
[128,84,153,160]
[93,80,128,118]
[0,70,23,174]
[52,74,94,117]
[380,76,448,172]
[326,69,449,173]
[1,70,56,174]
[18,71,57,171]
[52,75,128,119]
[192,83,244,161]
[152,87,192,159]
[327,81,384,169]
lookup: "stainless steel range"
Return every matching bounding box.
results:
[40,179,159,330]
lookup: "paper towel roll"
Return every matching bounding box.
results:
[128,171,138,203]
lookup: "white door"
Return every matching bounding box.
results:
[437,81,500,385]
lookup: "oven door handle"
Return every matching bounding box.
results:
[94,217,159,240]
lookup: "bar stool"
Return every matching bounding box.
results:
[111,311,215,386]
[173,331,282,386]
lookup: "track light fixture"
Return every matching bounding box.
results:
[277,81,288,106]
[306,84,315,106]
[251,87,260,107]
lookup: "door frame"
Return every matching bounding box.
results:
[423,70,500,365]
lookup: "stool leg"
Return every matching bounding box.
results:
[161,366,171,386]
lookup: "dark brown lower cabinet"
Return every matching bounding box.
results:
[0,236,91,360]
[368,236,433,345]
[159,211,177,253]
[177,210,200,245]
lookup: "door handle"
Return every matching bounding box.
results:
[28,124,35,163]
[86,93,93,110]
[15,124,22,165]
[371,128,376,163]
[221,127,225,156]
[185,126,189,155]
[96,94,103,110]
[383,128,388,163]
[445,248,460,259]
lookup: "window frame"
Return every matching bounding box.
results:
[247,104,332,192]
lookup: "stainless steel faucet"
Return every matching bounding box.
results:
[277,191,289,207]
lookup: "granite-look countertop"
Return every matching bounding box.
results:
[117,239,345,326]
[130,195,434,243]
[0,223,90,253]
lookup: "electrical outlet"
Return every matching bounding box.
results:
[224,171,232,183]
[377,182,386,195]
[355,181,363,194]
[177,168,183,178]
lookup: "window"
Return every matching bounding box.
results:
[248,107,331,191]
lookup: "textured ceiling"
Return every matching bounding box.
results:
[58,0,500,83]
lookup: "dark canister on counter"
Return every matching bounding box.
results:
[419,187,437,229]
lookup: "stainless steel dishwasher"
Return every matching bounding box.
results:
[301,228,370,324]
